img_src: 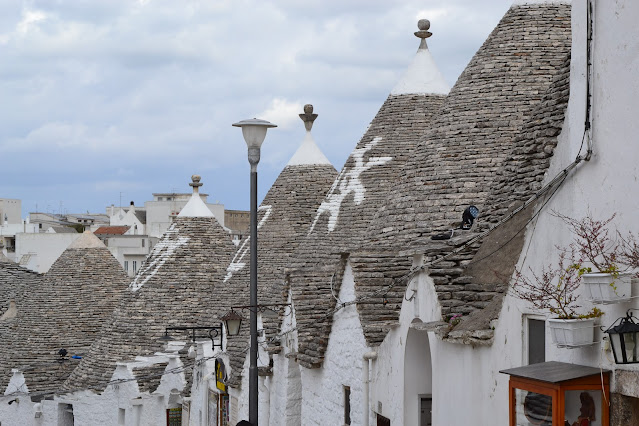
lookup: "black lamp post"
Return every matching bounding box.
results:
[605,310,639,364]
[233,117,276,426]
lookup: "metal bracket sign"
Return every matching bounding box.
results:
[215,359,227,393]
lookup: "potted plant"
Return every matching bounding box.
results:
[559,213,639,304]
[513,250,603,346]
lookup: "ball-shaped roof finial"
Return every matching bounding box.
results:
[414,18,433,44]
[189,174,203,189]
[299,104,318,132]
[417,19,430,31]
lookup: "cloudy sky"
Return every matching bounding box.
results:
[0,0,515,216]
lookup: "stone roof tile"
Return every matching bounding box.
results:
[218,112,337,385]
[291,3,571,367]
[63,214,235,392]
[0,240,129,393]
[363,4,572,342]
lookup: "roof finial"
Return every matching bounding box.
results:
[299,104,318,132]
[189,175,203,194]
[415,19,432,50]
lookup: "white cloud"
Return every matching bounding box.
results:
[0,0,515,214]
[257,98,303,130]
[16,9,47,36]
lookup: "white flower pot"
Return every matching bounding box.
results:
[547,318,595,347]
[582,272,632,304]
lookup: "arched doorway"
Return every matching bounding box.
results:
[404,321,432,426]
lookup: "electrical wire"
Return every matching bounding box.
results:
[3,127,592,402]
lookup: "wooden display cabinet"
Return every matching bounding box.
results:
[501,361,610,426]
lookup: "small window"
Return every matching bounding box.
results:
[124,261,129,272]
[142,239,145,247]
[527,317,546,365]
[344,386,351,425]
[58,403,74,426]
[133,261,137,273]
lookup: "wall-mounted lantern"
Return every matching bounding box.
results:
[605,310,639,364]
[221,309,243,337]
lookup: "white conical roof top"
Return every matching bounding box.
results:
[178,175,215,218]
[287,131,331,166]
[287,104,332,167]
[390,19,450,96]
[67,230,105,249]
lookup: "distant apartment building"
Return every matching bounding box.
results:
[100,191,248,276]
[94,225,157,277]
[143,192,224,238]
[0,199,21,225]
[29,211,108,232]
[225,209,250,244]
[1,190,246,276]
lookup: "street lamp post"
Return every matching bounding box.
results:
[232,118,276,426]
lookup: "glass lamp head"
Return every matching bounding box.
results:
[221,309,243,337]
[232,118,277,149]
[605,312,639,364]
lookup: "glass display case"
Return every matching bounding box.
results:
[501,361,610,426]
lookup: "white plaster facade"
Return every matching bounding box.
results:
[102,235,157,277]
[219,2,639,425]
[13,232,81,273]
[266,1,639,425]
[498,0,639,400]
[0,199,21,225]
[4,1,639,425]
[0,340,235,426]
[0,221,39,260]
[144,194,224,239]
[109,204,146,236]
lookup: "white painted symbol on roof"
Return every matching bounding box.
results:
[129,223,190,292]
[309,136,391,233]
[223,205,272,282]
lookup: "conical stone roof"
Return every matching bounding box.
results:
[0,257,43,393]
[0,253,40,317]
[288,21,449,369]
[0,231,129,394]
[218,105,337,386]
[357,2,572,343]
[64,177,236,392]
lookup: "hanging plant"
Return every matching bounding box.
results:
[557,213,639,303]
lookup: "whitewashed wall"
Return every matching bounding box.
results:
[0,344,211,426]
[14,233,81,272]
[299,262,370,425]
[500,0,639,385]
[368,258,511,425]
